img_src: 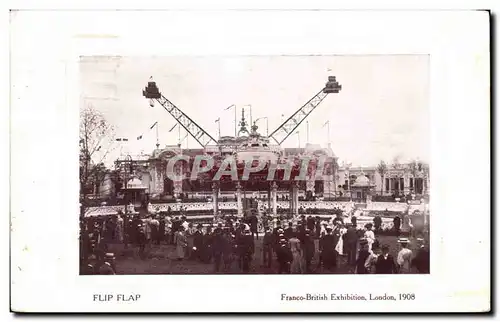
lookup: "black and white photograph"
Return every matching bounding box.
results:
[9,8,490,313]
[79,55,431,275]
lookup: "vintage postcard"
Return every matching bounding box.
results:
[9,9,490,313]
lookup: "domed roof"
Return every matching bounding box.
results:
[352,174,372,187]
[125,177,147,189]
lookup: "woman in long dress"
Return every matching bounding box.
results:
[175,226,188,260]
[289,234,305,273]
[335,224,347,256]
[363,223,375,252]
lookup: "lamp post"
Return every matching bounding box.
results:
[255,117,269,136]
[244,104,253,126]
[123,154,133,215]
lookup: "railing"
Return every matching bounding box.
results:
[84,205,126,217]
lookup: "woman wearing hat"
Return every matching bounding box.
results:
[363,223,375,252]
[289,233,305,274]
[175,226,188,261]
[396,237,413,274]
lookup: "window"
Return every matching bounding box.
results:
[385,178,389,192]
[410,177,414,189]
[251,143,259,147]
[400,178,404,191]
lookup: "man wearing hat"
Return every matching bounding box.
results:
[211,225,225,273]
[276,236,292,274]
[373,215,382,233]
[203,226,214,263]
[413,238,429,274]
[262,227,274,268]
[136,221,148,259]
[98,253,116,275]
[397,237,413,273]
[374,245,397,274]
[239,228,255,273]
[284,222,294,240]
[222,227,235,272]
[303,229,315,273]
[193,224,204,262]
[150,214,160,246]
[344,223,359,266]
[393,215,401,235]
[249,210,259,240]
[318,226,336,272]
[355,238,371,274]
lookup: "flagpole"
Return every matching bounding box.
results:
[156,123,159,149]
[322,120,330,145]
[178,124,181,147]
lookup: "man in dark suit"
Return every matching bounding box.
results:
[284,222,294,240]
[211,227,225,273]
[413,239,430,274]
[319,227,336,272]
[306,216,315,232]
[249,211,259,240]
[276,236,292,274]
[240,228,255,273]
[303,229,315,273]
[373,215,383,232]
[262,228,274,268]
[344,223,359,266]
[393,216,401,235]
[375,244,397,274]
[193,224,204,262]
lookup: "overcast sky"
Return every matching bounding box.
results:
[80,55,430,167]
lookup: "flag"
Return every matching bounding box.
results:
[150,121,158,130]
[137,135,143,140]
[169,123,177,132]
[225,104,234,110]
[322,120,329,127]
[215,118,220,123]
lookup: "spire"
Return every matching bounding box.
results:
[237,107,249,136]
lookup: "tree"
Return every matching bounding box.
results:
[376,160,388,195]
[79,105,115,202]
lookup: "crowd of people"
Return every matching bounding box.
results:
[80,207,429,275]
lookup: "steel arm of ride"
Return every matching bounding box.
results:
[268,89,329,145]
[154,95,217,147]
